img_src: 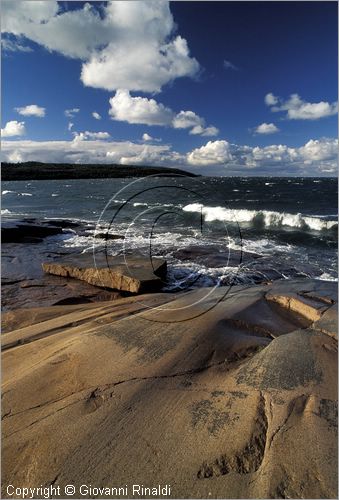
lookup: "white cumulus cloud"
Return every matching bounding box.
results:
[1,120,26,137]
[109,90,218,136]
[92,112,101,120]
[299,138,338,163]
[142,133,161,142]
[172,110,203,129]
[190,125,219,137]
[2,1,199,93]
[254,122,279,135]
[187,140,233,166]
[266,93,338,120]
[109,89,173,126]
[186,137,338,174]
[15,104,45,117]
[142,133,153,142]
[1,1,103,59]
[172,111,218,136]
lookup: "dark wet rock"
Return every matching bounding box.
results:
[2,223,63,243]
[94,232,125,240]
[1,218,82,244]
[43,219,80,229]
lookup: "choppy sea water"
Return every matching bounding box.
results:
[2,176,337,290]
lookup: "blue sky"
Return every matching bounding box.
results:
[1,1,338,175]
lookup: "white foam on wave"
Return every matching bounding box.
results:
[63,234,97,250]
[228,237,295,255]
[132,202,175,208]
[164,260,281,291]
[1,209,11,214]
[2,190,32,197]
[316,272,338,282]
[182,203,337,231]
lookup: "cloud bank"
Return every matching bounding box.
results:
[2,135,337,176]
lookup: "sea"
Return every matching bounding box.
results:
[2,175,337,291]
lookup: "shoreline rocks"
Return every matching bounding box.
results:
[1,279,337,498]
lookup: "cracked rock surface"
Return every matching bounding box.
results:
[1,279,337,498]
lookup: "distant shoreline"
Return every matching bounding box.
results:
[2,162,198,181]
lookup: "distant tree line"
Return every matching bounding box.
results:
[2,162,198,181]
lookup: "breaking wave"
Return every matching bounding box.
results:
[182,204,337,232]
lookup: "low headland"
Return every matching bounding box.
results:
[2,162,198,181]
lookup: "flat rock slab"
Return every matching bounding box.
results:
[265,290,328,322]
[42,254,167,293]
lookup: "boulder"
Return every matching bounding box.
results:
[42,254,167,293]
